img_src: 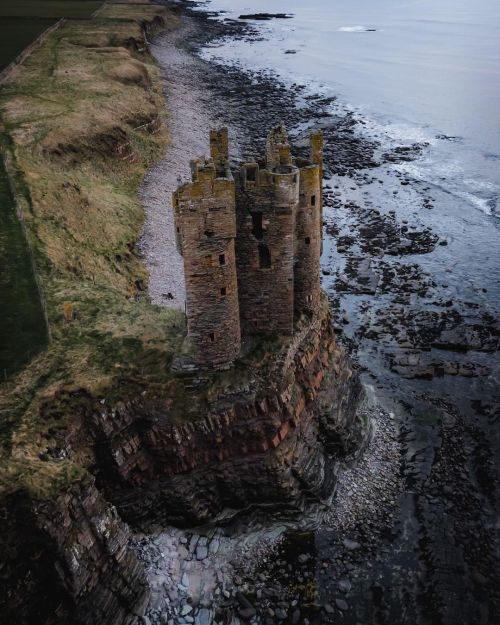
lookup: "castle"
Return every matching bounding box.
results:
[173,124,323,368]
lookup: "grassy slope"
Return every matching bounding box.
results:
[0,5,186,497]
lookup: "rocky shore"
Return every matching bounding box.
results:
[1,1,498,624]
[134,3,499,623]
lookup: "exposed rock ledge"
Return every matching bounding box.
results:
[1,296,368,624]
[91,296,368,529]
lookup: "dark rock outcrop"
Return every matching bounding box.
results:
[90,297,368,527]
[0,481,149,625]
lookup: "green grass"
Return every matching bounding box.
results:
[0,1,104,70]
[0,4,183,498]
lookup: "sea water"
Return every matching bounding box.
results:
[197,0,500,218]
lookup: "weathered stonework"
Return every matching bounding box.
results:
[174,125,324,367]
[172,127,241,368]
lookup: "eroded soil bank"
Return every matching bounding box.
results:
[135,4,499,624]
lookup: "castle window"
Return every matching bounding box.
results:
[251,212,264,240]
[311,195,316,206]
[219,254,225,265]
[204,229,214,238]
[305,237,311,245]
[246,167,257,182]
[258,244,271,269]
[220,287,227,296]
[209,332,215,342]
[176,227,180,233]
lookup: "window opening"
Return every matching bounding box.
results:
[219,254,225,265]
[220,287,227,296]
[251,212,264,240]
[305,237,311,245]
[311,195,316,206]
[258,244,271,268]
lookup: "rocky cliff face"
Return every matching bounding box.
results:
[0,480,149,625]
[90,296,368,528]
[1,297,367,624]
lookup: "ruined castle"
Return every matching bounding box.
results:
[173,124,323,368]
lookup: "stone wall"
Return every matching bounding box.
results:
[294,153,322,314]
[235,162,298,336]
[173,155,241,367]
[173,125,325,365]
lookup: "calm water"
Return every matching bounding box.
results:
[198,0,500,218]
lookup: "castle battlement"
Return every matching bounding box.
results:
[173,124,323,369]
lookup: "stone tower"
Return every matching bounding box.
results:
[294,131,323,315]
[236,124,299,336]
[172,128,241,367]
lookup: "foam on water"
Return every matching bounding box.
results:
[338,26,372,32]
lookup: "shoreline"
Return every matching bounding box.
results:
[134,11,403,624]
[0,1,497,622]
[136,3,499,623]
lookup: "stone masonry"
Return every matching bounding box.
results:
[173,124,323,368]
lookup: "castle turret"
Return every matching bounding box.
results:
[294,132,323,315]
[235,125,299,336]
[172,130,240,368]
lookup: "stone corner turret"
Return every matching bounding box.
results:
[172,124,324,370]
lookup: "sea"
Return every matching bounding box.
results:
[195,0,500,219]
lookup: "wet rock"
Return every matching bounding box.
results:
[338,579,352,593]
[342,538,360,550]
[195,608,211,625]
[275,607,288,620]
[239,13,293,20]
[236,591,256,618]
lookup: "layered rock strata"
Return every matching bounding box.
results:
[0,480,148,625]
[90,295,368,528]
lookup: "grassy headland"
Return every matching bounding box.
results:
[0,3,185,496]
